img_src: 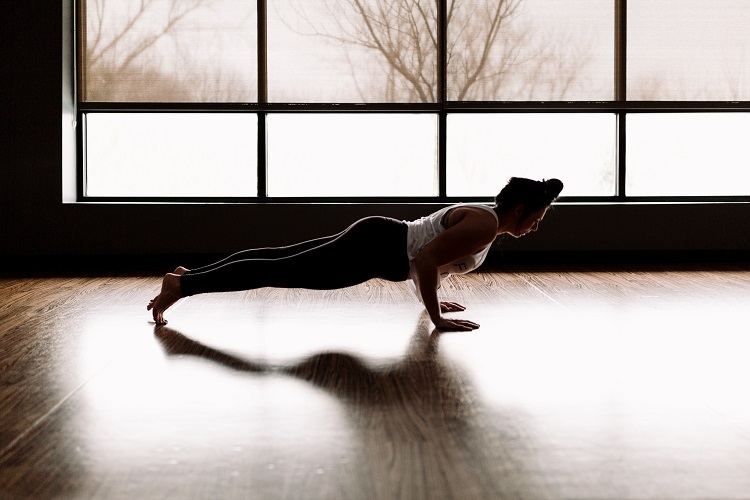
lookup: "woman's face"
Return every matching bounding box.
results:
[513,207,548,238]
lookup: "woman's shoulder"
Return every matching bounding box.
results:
[446,204,497,220]
[444,204,497,227]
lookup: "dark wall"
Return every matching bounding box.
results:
[2,2,750,269]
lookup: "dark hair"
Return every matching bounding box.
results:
[495,177,564,216]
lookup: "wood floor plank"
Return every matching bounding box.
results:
[1,270,750,499]
[0,277,152,454]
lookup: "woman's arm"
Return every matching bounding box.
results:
[411,208,497,331]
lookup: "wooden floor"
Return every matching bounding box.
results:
[2,269,750,499]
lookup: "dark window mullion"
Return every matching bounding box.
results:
[257,0,268,198]
[75,0,85,201]
[438,113,447,199]
[77,110,86,201]
[615,0,627,101]
[438,0,448,199]
[257,0,268,104]
[615,0,627,198]
[617,112,627,200]
[257,112,267,198]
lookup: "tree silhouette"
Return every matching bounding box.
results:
[84,0,591,103]
[84,0,230,101]
[285,0,590,102]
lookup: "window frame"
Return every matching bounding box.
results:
[74,0,750,204]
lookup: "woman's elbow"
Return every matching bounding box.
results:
[412,251,439,273]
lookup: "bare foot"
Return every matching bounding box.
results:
[147,273,183,325]
[147,268,189,309]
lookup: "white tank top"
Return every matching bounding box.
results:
[404,204,498,279]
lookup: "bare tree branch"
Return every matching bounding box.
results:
[89,0,150,67]
[116,0,207,77]
[85,0,225,101]
[289,0,590,103]
[456,1,518,99]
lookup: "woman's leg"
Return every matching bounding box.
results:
[180,217,407,294]
[150,234,343,311]
[150,217,409,324]
[182,233,343,274]
[181,217,409,295]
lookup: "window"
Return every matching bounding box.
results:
[77,0,750,202]
[448,0,613,101]
[266,1,436,103]
[628,0,750,101]
[84,113,258,197]
[266,114,438,197]
[81,0,258,103]
[447,113,616,197]
[627,113,750,196]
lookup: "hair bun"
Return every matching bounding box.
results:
[543,178,564,200]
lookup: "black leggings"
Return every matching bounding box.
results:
[180,217,410,297]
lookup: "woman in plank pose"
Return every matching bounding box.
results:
[149,177,563,331]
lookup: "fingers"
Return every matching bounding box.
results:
[436,318,480,332]
[439,301,467,313]
[453,319,479,331]
[441,321,477,332]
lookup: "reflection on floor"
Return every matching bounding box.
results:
[1,269,750,499]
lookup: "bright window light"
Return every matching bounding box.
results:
[85,113,257,197]
[627,113,750,196]
[267,114,438,197]
[447,114,616,197]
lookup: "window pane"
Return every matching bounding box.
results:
[447,114,616,196]
[448,0,614,101]
[85,113,257,197]
[628,0,750,100]
[83,0,257,102]
[626,113,750,196]
[267,114,438,196]
[268,1,437,102]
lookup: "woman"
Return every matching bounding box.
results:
[148,177,563,331]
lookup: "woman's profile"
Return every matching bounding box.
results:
[148,177,563,331]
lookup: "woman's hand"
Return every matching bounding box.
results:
[440,301,466,313]
[434,317,480,332]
